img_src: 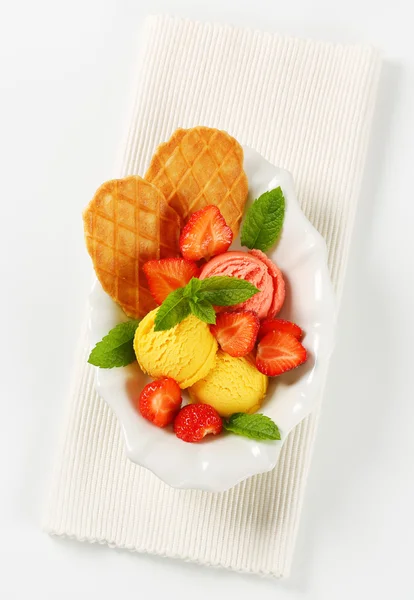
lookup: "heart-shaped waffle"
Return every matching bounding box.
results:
[83,175,180,318]
[145,127,248,236]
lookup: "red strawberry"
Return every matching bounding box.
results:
[143,258,199,304]
[210,310,259,357]
[179,205,233,261]
[138,378,182,427]
[258,318,303,341]
[256,330,307,376]
[174,403,223,443]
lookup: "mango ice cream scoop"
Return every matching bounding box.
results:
[134,310,218,388]
[189,350,268,417]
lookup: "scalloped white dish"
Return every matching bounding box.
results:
[88,146,336,492]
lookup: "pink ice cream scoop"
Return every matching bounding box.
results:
[199,249,285,319]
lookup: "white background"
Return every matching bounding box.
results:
[1,0,413,598]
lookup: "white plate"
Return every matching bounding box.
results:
[88,147,336,492]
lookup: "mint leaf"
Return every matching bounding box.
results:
[223,413,281,441]
[88,320,140,368]
[240,187,285,252]
[198,276,259,306]
[189,299,216,324]
[154,288,191,331]
[183,277,202,299]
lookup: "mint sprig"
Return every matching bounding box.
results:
[88,320,140,368]
[223,412,281,441]
[154,276,259,331]
[240,187,285,252]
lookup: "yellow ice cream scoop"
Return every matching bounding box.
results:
[189,350,268,417]
[134,309,217,388]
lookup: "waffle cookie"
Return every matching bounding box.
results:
[83,175,180,318]
[145,127,248,236]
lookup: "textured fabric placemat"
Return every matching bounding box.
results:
[45,15,381,578]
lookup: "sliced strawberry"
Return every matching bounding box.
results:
[210,310,259,357]
[143,257,199,304]
[174,404,223,442]
[138,378,182,427]
[258,318,303,341]
[256,330,307,376]
[179,205,233,261]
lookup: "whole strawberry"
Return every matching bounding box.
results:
[174,404,223,442]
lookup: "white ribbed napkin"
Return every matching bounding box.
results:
[45,15,381,577]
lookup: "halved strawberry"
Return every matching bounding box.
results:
[138,378,182,427]
[174,404,223,442]
[258,318,303,341]
[210,310,259,357]
[256,330,307,376]
[143,257,199,304]
[179,205,233,261]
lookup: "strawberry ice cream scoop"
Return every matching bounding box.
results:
[199,250,285,319]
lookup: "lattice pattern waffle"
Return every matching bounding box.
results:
[83,175,180,318]
[145,127,248,236]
